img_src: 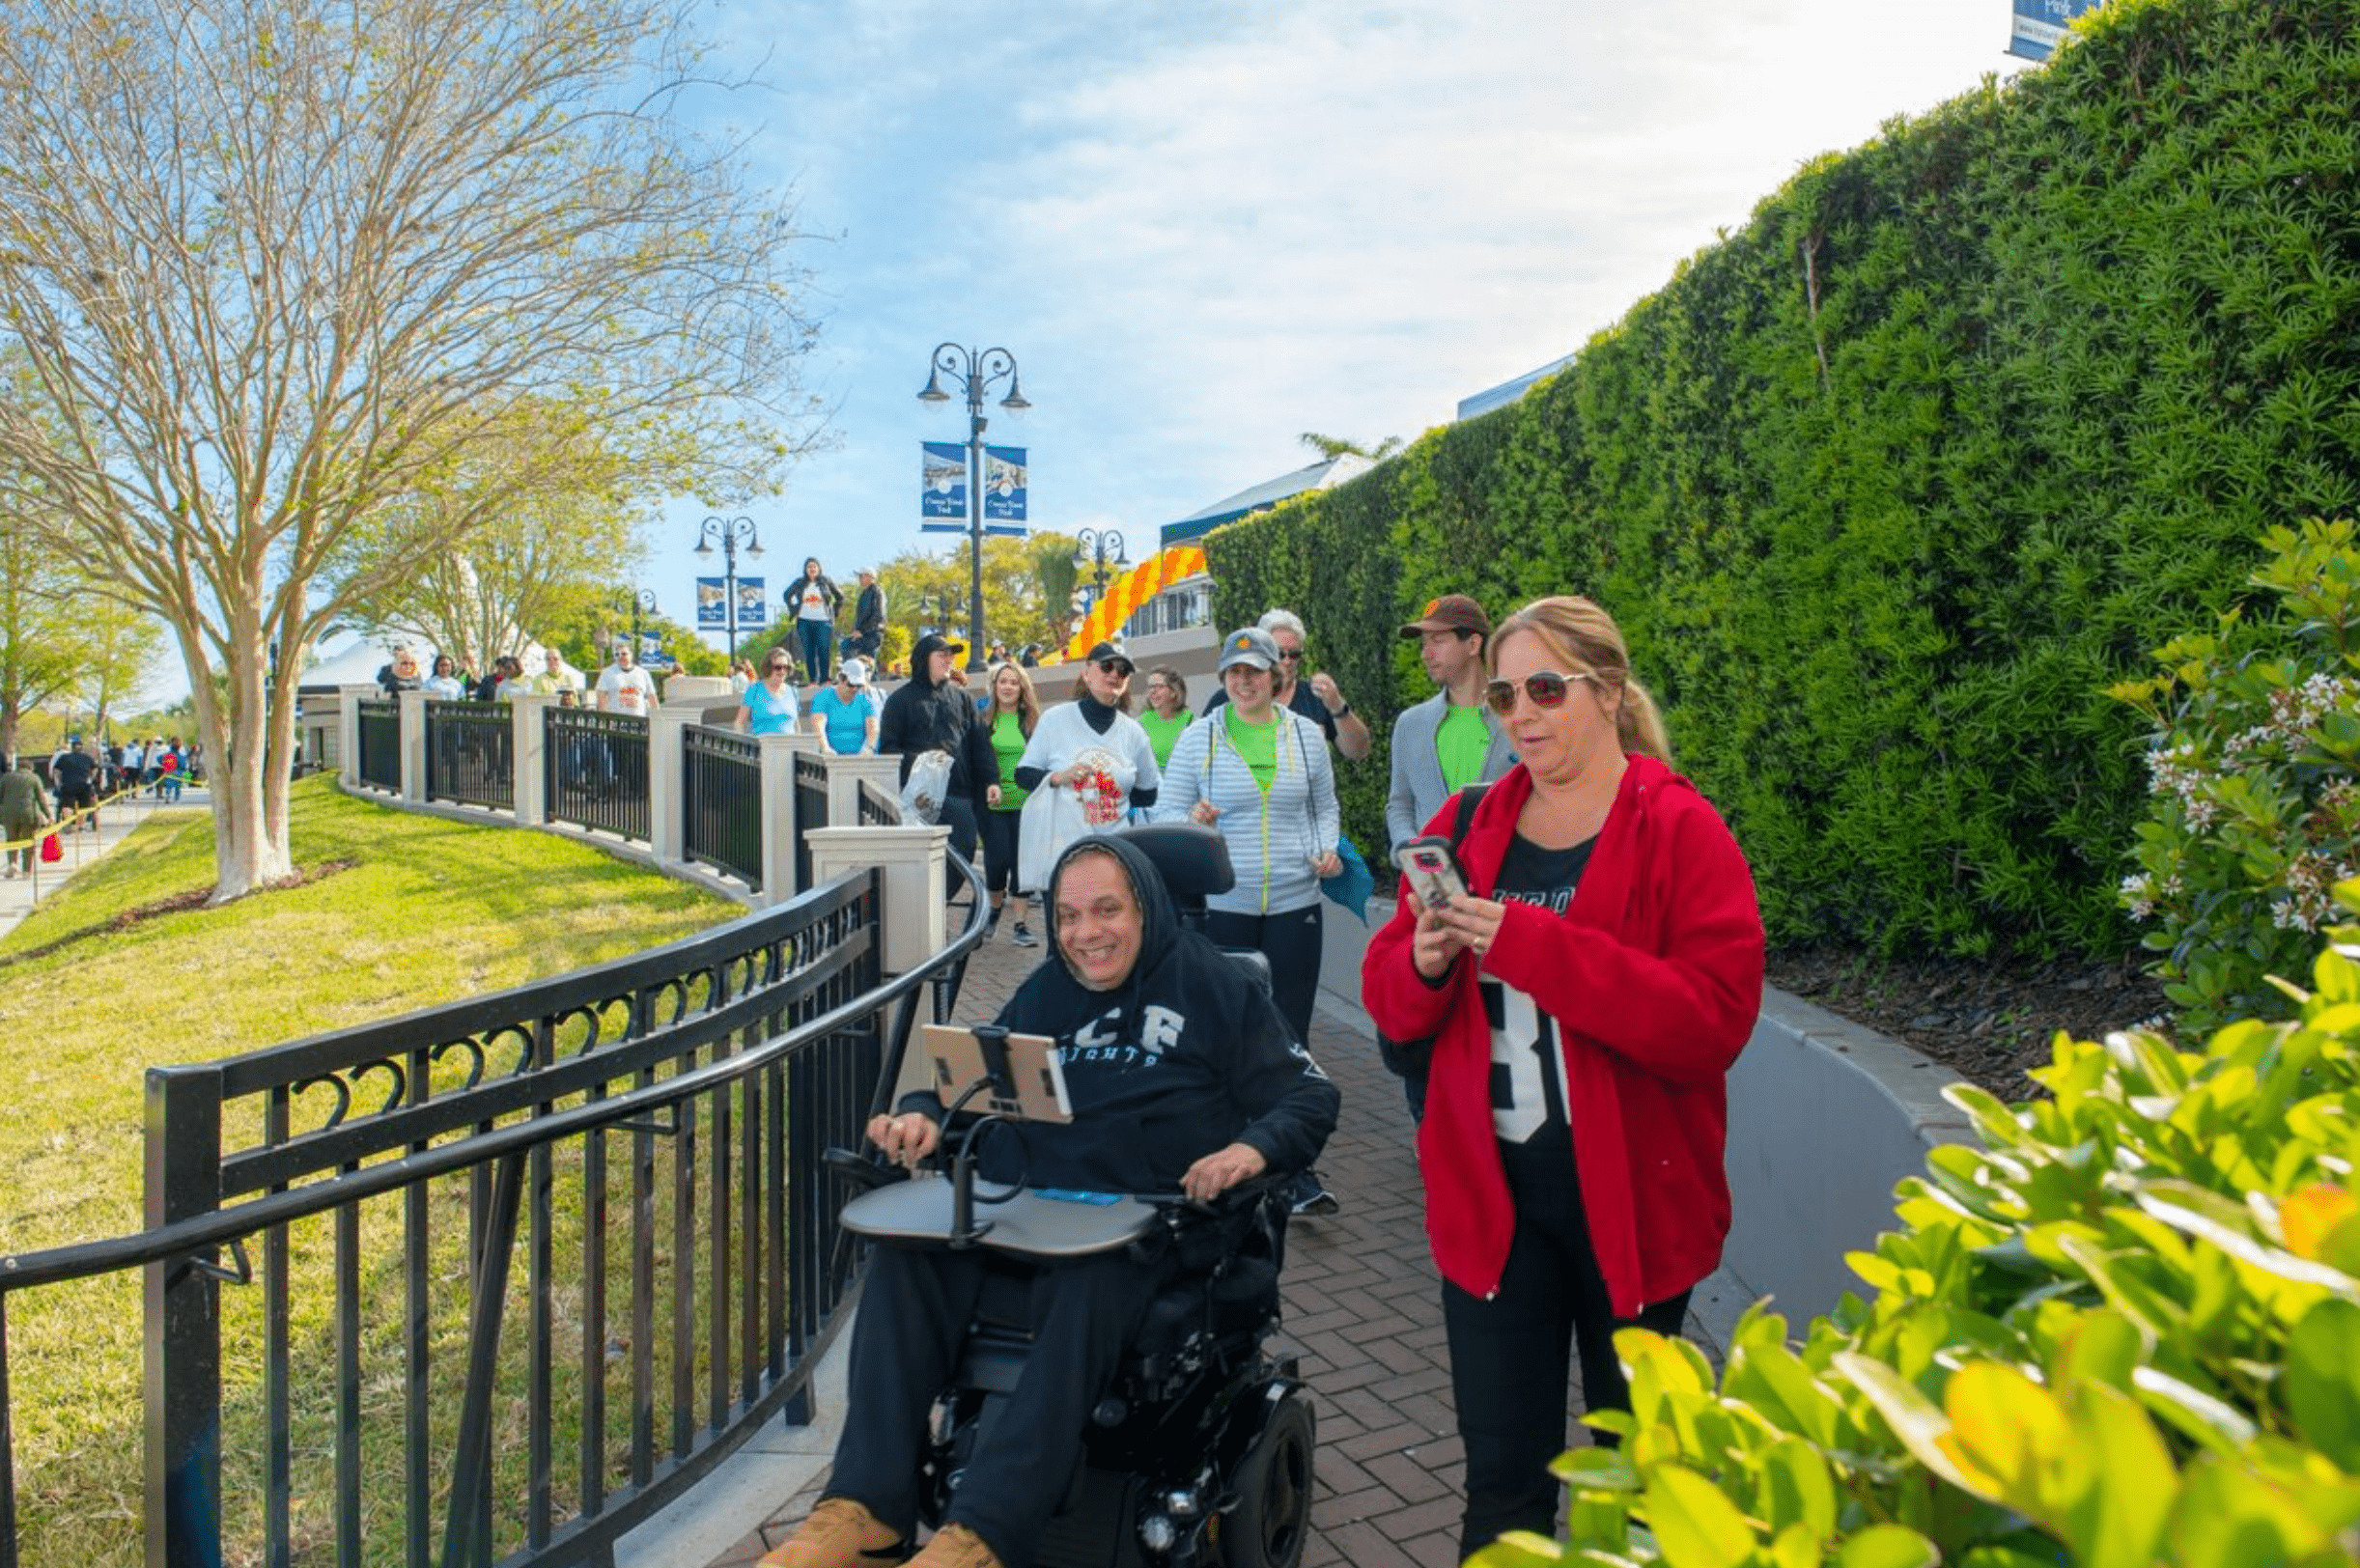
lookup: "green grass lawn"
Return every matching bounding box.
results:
[0,776,745,1565]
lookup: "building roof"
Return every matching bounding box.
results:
[1159,454,1374,549]
[1454,353,1577,422]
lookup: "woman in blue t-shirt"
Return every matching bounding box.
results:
[734,648,801,736]
[807,658,881,754]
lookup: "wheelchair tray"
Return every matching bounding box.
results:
[841,1177,1159,1258]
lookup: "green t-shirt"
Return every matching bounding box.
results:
[990,711,1030,812]
[1222,707,1280,796]
[1138,707,1194,771]
[1436,701,1492,793]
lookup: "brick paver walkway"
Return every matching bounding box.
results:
[704,906,1723,1568]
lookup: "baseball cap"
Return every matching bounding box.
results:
[1084,639,1134,675]
[838,658,871,686]
[1399,594,1491,639]
[1217,627,1281,673]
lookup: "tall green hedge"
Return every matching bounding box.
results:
[1205,0,2360,957]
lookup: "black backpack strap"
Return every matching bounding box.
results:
[1447,782,1489,849]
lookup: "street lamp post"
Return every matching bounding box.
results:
[1074,527,1130,613]
[918,343,1028,672]
[693,516,764,664]
[613,587,658,663]
[917,590,967,639]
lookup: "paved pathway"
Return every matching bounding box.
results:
[678,912,1746,1568]
[0,784,207,940]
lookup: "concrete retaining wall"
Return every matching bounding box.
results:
[1317,897,1972,1330]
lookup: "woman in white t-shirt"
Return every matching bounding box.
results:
[787,557,843,686]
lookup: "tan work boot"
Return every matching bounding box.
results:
[905,1523,1003,1568]
[757,1496,905,1567]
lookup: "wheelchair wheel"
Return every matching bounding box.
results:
[1221,1395,1313,1568]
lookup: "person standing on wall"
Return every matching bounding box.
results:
[788,557,844,686]
[851,569,885,661]
[1382,593,1518,1121]
[1361,595,1763,1561]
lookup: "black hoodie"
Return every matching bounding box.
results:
[877,633,997,803]
[912,834,1340,1194]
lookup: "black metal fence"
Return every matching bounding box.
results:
[0,859,990,1568]
[857,776,900,826]
[544,707,650,842]
[425,700,516,811]
[682,726,764,890]
[792,752,830,892]
[356,698,401,793]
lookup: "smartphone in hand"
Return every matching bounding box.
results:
[1399,836,1471,911]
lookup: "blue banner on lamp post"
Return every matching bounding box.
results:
[921,440,967,518]
[2009,0,2104,59]
[695,577,728,628]
[736,576,769,629]
[983,445,1027,526]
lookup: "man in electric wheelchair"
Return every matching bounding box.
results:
[765,831,1341,1568]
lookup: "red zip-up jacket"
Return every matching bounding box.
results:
[1362,755,1764,1315]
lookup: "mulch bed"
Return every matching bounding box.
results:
[0,857,357,969]
[1763,946,2170,1102]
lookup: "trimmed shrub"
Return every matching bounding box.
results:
[1478,888,2360,1568]
[1206,0,2360,950]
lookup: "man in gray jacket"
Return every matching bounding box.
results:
[1381,594,1515,1121]
[1385,594,1515,857]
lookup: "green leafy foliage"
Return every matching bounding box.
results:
[2112,518,2360,1033]
[1206,0,2360,948]
[1503,897,2360,1567]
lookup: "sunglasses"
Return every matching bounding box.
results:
[1484,670,1601,715]
[766,661,791,671]
[1275,647,1305,661]
[1095,659,1133,677]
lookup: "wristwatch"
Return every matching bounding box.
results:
[1331,699,1352,717]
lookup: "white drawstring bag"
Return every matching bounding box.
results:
[898,748,954,826]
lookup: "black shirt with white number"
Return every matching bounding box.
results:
[1482,832,1595,1143]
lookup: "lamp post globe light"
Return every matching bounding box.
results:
[918,342,1028,673]
[693,515,764,664]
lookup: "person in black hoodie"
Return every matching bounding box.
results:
[877,632,998,862]
[762,833,1339,1568]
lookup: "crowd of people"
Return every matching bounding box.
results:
[761,586,1766,1568]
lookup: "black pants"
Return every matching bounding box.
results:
[1202,904,1323,1046]
[829,1244,1169,1567]
[940,796,980,884]
[980,806,1026,899]
[1445,1132,1692,1558]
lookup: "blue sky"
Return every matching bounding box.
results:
[638,0,2032,655]
[272,0,2037,685]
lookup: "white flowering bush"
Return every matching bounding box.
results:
[2110,518,2360,1033]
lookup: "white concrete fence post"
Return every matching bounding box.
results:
[806,824,948,976]
[398,690,427,801]
[510,694,555,826]
[825,754,903,827]
[337,684,374,790]
[754,732,820,904]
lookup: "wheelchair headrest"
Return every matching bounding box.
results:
[1110,823,1236,902]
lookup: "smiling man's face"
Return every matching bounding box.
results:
[1054,852,1143,993]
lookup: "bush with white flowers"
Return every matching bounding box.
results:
[2111,518,2360,1034]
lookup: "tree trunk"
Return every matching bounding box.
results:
[200,615,296,903]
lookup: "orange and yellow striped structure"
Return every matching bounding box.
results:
[1055,545,1208,663]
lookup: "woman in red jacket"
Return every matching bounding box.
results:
[1361,595,1763,1558]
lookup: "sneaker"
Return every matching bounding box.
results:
[1289,1173,1339,1217]
[757,1496,904,1568]
[1010,921,1037,948]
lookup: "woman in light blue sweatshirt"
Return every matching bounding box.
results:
[1152,627,1339,1047]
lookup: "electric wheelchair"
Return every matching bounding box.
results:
[829,824,1317,1568]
